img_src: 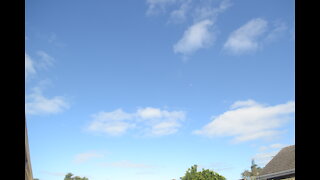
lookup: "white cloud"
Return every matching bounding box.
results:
[269,143,286,149]
[25,87,69,115]
[36,50,54,69]
[87,107,186,137]
[151,120,180,136]
[172,0,232,56]
[137,107,163,119]
[173,19,214,55]
[230,99,260,109]
[259,143,287,151]
[48,33,67,47]
[41,171,66,177]
[224,18,268,54]
[253,151,278,167]
[192,0,232,22]
[265,20,287,42]
[26,50,70,116]
[25,52,36,79]
[168,0,191,23]
[255,143,289,167]
[87,109,136,136]
[145,0,232,58]
[99,160,153,168]
[193,100,295,143]
[146,0,177,15]
[25,50,54,79]
[93,109,134,121]
[290,25,295,41]
[73,151,104,164]
[48,33,57,43]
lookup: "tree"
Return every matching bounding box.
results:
[241,159,263,180]
[64,173,89,180]
[180,165,226,180]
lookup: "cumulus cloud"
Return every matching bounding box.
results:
[88,109,135,136]
[173,19,214,55]
[87,107,186,137]
[193,100,295,143]
[25,86,69,115]
[223,18,268,54]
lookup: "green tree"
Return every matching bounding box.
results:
[64,173,89,180]
[241,159,263,180]
[180,165,226,180]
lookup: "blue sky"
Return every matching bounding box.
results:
[25,0,295,180]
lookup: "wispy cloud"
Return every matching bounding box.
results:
[193,100,295,143]
[48,33,67,48]
[258,143,287,152]
[25,52,36,80]
[223,18,268,55]
[87,107,186,137]
[73,151,105,164]
[146,0,177,16]
[199,162,234,172]
[41,171,66,177]
[172,0,232,57]
[224,18,289,55]
[264,20,287,42]
[173,19,215,56]
[255,143,290,167]
[191,0,231,22]
[99,160,153,169]
[25,51,70,116]
[36,50,54,70]
[168,0,191,23]
[253,151,278,167]
[146,0,232,58]
[25,50,54,79]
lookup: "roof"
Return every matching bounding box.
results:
[259,145,295,176]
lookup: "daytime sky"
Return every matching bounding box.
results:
[25,0,295,179]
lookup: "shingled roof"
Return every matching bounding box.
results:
[259,145,295,176]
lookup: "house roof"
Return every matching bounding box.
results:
[259,145,295,176]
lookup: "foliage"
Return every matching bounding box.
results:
[241,159,263,180]
[64,172,89,180]
[180,165,226,180]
